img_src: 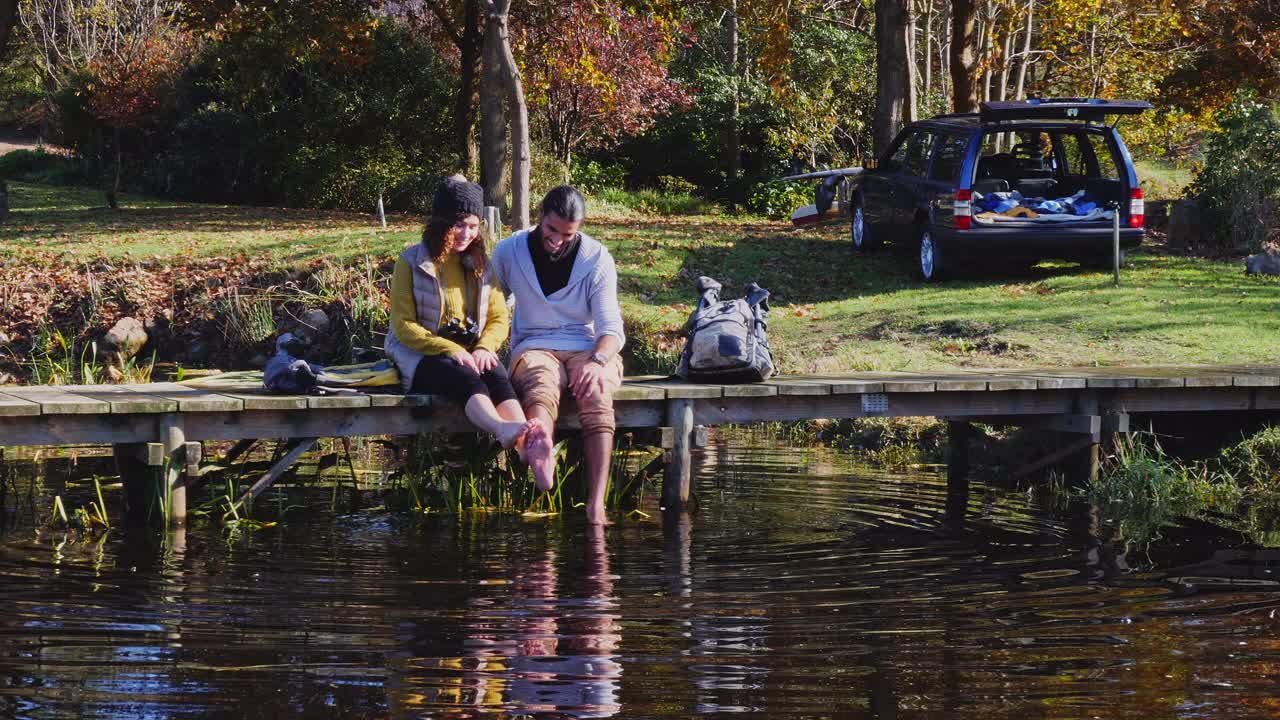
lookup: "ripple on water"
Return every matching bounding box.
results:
[2,438,1280,717]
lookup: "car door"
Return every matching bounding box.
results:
[895,131,936,232]
[861,131,914,239]
[925,133,969,232]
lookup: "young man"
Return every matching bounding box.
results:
[490,185,625,525]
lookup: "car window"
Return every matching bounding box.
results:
[1058,133,1093,176]
[903,132,934,177]
[1086,133,1120,179]
[883,132,913,171]
[929,134,967,183]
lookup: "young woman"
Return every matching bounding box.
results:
[384,175,553,486]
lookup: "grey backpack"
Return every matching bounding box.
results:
[676,276,775,383]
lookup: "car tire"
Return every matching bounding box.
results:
[917,227,947,282]
[850,202,880,252]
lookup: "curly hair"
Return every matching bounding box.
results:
[423,213,487,277]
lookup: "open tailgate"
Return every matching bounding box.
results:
[980,98,1152,123]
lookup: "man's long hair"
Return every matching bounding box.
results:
[423,213,487,277]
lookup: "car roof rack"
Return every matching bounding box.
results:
[980,98,1152,124]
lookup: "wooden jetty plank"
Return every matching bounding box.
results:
[692,389,1076,424]
[813,379,886,394]
[214,390,309,410]
[125,382,245,412]
[766,377,833,396]
[0,392,41,417]
[367,393,432,408]
[627,379,722,399]
[898,371,990,392]
[59,384,179,413]
[721,383,778,397]
[813,372,934,392]
[1114,387,1252,413]
[615,384,667,401]
[306,394,372,409]
[2,387,112,415]
[0,413,154,445]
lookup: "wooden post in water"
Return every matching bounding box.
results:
[662,398,695,511]
[160,414,188,525]
[947,420,971,481]
[1076,392,1101,484]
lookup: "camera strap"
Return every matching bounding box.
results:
[437,264,478,326]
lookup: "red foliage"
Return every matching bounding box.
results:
[85,34,190,129]
[521,1,691,165]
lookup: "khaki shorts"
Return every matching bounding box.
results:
[511,349,624,435]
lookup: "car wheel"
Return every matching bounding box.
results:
[850,203,880,252]
[918,228,946,282]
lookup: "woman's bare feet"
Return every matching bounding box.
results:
[496,420,531,450]
[524,423,556,492]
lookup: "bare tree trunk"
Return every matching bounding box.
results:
[490,0,529,229]
[906,0,918,121]
[923,0,933,107]
[1014,0,1033,99]
[728,0,741,188]
[950,0,979,112]
[997,11,1015,102]
[979,0,994,103]
[874,0,913,155]
[480,3,509,219]
[453,1,482,177]
[939,0,951,106]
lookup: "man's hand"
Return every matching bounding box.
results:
[570,359,607,399]
[450,350,479,374]
[472,348,501,372]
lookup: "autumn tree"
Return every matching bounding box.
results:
[522,1,689,183]
[18,0,190,206]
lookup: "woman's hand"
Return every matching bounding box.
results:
[450,350,479,374]
[472,349,501,373]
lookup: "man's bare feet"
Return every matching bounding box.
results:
[512,419,539,461]
[525,424,556,491]
[586,505,611,526]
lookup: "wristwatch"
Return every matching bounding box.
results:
[589,351,609,366]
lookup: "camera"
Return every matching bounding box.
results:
[439,317,480,346]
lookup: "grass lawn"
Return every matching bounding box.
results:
[4,181,1278,374]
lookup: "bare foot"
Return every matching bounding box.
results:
[512,419,538,461]
[525,424,556,492]
[586,505,612,526]
[496,420,531,450]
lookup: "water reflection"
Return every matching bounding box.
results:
[399,524,622,717]
[5,440,1280,717]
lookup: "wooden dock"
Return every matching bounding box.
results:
[3,364,1280,522]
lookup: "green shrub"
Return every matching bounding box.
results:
[0,149,86,185]
[574,160,627,194]
[657,175,698,195]
[1189,92,1280,252]
[596,187,718,216]
[1219,425,1280,491]
[745,179,811,220]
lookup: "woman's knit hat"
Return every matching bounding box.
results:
[432,174,484,219]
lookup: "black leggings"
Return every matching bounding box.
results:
[410,354,518,406]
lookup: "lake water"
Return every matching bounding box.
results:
[2,439,1280,718]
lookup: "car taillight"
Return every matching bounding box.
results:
[1129,187,1144,228]
[955,188,972,230]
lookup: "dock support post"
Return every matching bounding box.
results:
[1076,392,1101,485]
[947,421,971,481]
[662,398,695,511]
[946,421,971,528]
[160,414,188,525]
